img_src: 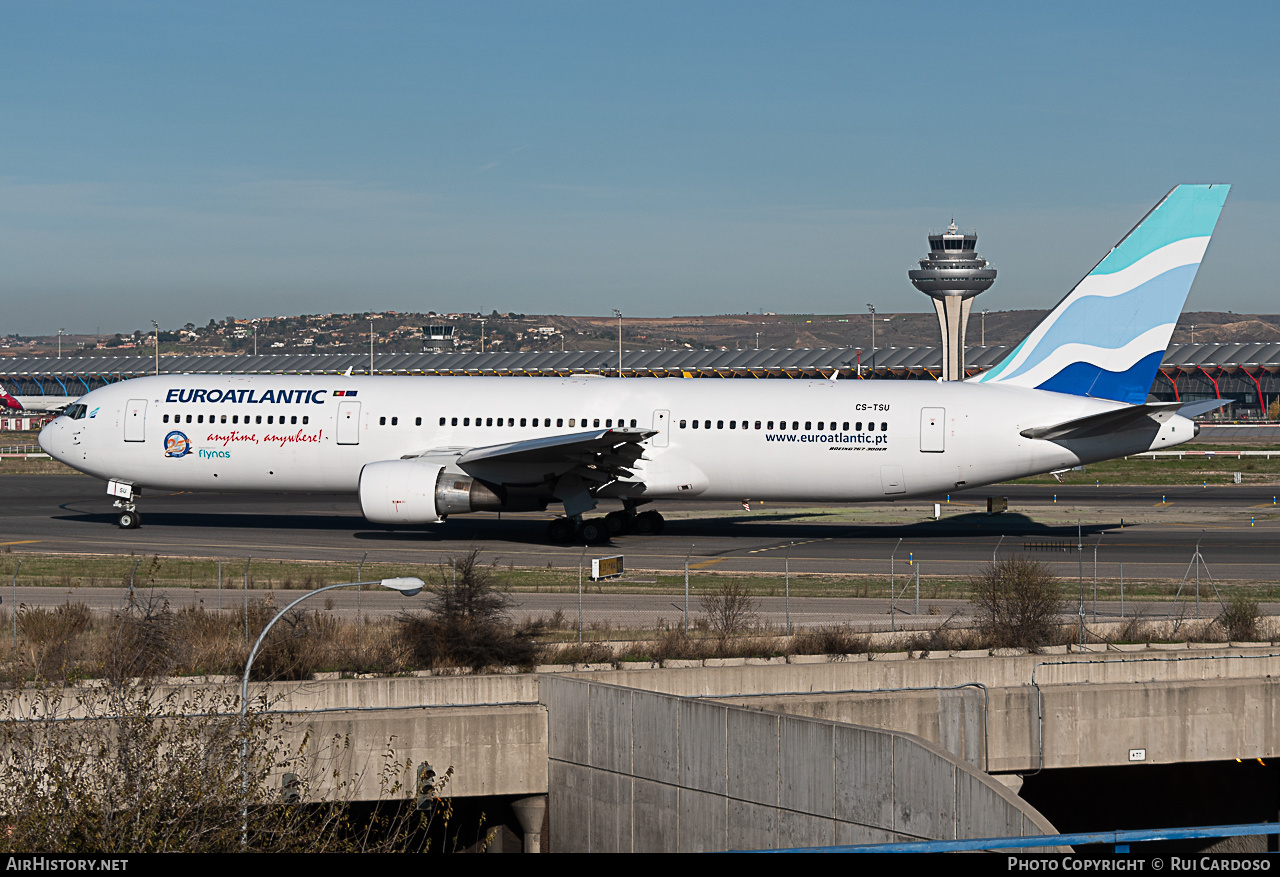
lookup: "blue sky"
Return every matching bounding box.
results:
[1,1,1275,335]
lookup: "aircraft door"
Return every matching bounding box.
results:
[920,407,945,453]
[337,401,362,445]
[651,409,670,448]
[124,399,147,442]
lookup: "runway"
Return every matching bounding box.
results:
[3,474,1278,585]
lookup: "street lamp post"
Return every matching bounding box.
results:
[613,309,622,375]
[58,328,64,359]
[150,321,159,375]
[866,304,876,375]
[239,576,424,848]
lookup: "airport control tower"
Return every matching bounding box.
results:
[908,221,996,380]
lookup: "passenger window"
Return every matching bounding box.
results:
[464,417,470,426]
[755,421,761,430]
[881,422,888,431]
[868,422,875,431]
[793,422,799,430]
[729,421,736,429]
[703,421,710,429]
[692,420,699,429]
[187,415,193,424]
[221,415,227,424]
[163,414,169,423]
[679,420,687,428]
[379,416,386,425]
[843,422,849,431]
[520,418,527,426]
[778,421,785,430]
[452,417,458,426]
[255,415,261,424]
[569,419,575,427]
[606,419,612,427]
[303,416,309,425]
[486,418,493,426]
[198,415,204,424]
[717,421,724,429]
[557,418,564,427]
[388,417,395,426]
[507,418,513,426]
[439,417,446,426]
[805,422,811,431]
[816,422,823,430]
[593,418,600,427]
[856,422,862,430]
[630,419,637,427]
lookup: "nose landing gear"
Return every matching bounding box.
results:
[115,506,142,530]
[107,480,141,529]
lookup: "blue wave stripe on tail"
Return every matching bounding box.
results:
[994,263,1198,383]
[1034,351,1168,405]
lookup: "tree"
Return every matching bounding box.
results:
[970,555,1064,650]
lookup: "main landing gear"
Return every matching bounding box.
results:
[546,509,665,544]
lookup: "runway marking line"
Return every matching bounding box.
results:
[0,541,39,546]
[746,537,833,555]
[689,558,726,570]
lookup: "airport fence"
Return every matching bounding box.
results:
[0,536,1276,647]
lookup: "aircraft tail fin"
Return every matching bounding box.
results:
[970,184,1229,404]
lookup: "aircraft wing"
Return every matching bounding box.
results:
[437,427,655,484]
[1020,399,1228,441]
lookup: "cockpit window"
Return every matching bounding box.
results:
[64,404,88,420]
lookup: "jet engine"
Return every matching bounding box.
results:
[358,460,504,524]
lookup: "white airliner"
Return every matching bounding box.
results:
[40,185,1230,543]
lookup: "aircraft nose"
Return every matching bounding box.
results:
[38,419,62,459]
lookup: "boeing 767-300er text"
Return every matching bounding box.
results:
[40,185,1231,543]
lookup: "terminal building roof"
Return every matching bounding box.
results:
[2,343,1279,379]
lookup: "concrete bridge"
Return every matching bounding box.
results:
[188,642,1280,851]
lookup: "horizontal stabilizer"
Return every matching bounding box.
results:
[1020,398,1227,441]
[1020,403,1182,441]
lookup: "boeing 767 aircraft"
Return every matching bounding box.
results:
[40,184,1230,543]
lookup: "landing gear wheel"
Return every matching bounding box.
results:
[605,510,632,537]
[547,517,576,543]
[578,519,610,544]
[632,510,665,535]
[117,510,141,530]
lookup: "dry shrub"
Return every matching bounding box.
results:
[550,641,615,665]
[699,579,757,639]
[399,550,541,672]
[171,605,245,676]
[1220,595,1262,641]
[904,620,987,655]
[791,625,870,658]
[248,608,335,681]
[17,602,94,681]
[644,629,710,662]
[99,597,181,681]
[970,556,1064,650]
[17,601,91,644]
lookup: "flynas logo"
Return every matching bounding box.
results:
[164,430,192,458]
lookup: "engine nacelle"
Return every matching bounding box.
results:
[358,460,503,524]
